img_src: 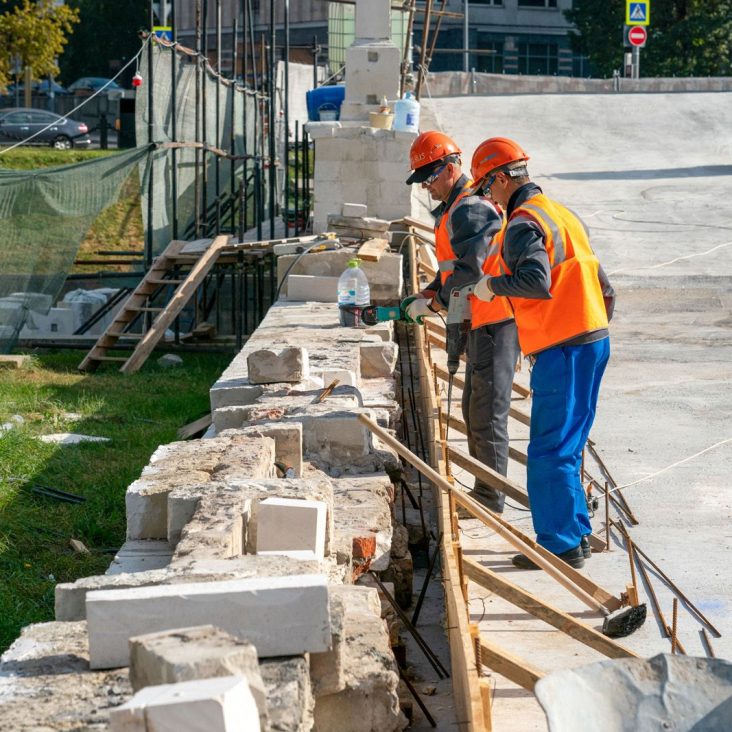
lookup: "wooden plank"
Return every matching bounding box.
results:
[357,237,390,262]
[121,235,230,374]
[402,215,436,235]
[177,413,212,440]
[479,638,544,692]
[359,414,619,615]
[78,239,188,372]
[448,445,530,509]
[464,558,636,660]
[409,235,488,731]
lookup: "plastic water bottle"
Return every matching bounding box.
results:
[393,91,420,133]
[337,258,370,327]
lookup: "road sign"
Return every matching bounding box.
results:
[626,0,650,26]
[627,25,647,47]
[153,25,173,42]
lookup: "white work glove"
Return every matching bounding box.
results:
[474,275,495,302]
[406,296,436,321]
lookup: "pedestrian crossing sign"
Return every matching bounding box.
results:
[626,0,650,26]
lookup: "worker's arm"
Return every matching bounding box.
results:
[489,216,552,300]
[433,196,503,309]
[598,264,616,321]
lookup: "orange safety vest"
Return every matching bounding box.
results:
[498,193,608,356]
[435,185,513,326]
[470,218,514,329]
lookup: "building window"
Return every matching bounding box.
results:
[518,41,558,75]
[517,0,557,7]
[476,35,503,73]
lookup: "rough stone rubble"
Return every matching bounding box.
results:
[0,270,416,731]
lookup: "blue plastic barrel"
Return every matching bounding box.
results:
[306,84,346,121]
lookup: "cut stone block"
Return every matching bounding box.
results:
[313,602,406,731]
[86,574,331,669]
[128,625,267,728]
[310,584,382,698]
[260,655,314,732]
[210,379,264,411]
[236,422,303,478]
[286,274,339,303]
[360,341,398,378]
[106,540,173,575]
[342,202,368,218]
[109,675,260,732]
[126,434,276,540]
[255,497,328,560]
[56,555,325,622]
[248,347,309,385]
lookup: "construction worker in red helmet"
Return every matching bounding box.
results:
[471,136,616,569]
[403,130,520,512]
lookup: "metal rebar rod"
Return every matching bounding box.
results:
[411,531,443,627]
[671,598,679,654]
[202,0,209,236]
[170,0,179,240]
[701,628,716,658]
[415,0,434,101]
[268,0,276,239]
[605,481,611,551]
[369,572,450,679]
[400,0,416,97]
[215,0,222,233]
[586,440,638,525]
[293,119,300,235]
[146,0,155,268]
[633,547,669,638]
[194,0,202,237]
[283,0,290,236]
[399,667,437,727]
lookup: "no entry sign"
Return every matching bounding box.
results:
[628,25,647,47]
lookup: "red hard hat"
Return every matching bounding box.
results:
[470,137,530,182]
[406,131,461,184]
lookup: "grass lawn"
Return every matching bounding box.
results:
[0,147,144,272]
[0,348,232,653]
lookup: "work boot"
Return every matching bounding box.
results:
[581,535,592,559]
[512,545,585,570]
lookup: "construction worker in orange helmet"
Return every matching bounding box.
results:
[403,130,520,512]
[472,136,616,569]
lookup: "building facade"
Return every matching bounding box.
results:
[171,0,587,81]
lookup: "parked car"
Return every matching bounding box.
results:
[5,80,69,97]
[0,108,91,149]
[68,77,122,93]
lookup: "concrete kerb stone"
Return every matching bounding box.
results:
[128,625,268,728]
[109,675,260,732]
[86,574,332,669]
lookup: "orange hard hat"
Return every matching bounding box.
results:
[406,130,461,184]
[470,137,530,183]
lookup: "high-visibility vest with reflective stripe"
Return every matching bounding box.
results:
[470,219,514,329]
[434,187,471,285]
[435,186,513,326]
[499,193,608,356]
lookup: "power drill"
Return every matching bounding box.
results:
[446,284,474,376]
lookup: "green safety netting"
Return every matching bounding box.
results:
[0,147,149,354]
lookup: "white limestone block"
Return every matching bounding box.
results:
[109,675,260,732]
[247,347,310,385]
[255,497,327,560]
[286,274,339,303]
[86,574,331,669]
[342,202,368,218]
[360,342,398,378]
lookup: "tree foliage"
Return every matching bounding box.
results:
[0,0,80,90]
[565,0,732,78]
[59,0,147,86]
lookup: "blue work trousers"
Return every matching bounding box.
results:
[527,337,610,554]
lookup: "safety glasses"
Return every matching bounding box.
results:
[424,163,447,186]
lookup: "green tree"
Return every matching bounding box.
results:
[59,1,147,86]
[0,0,80,91]
[565,0,732,77]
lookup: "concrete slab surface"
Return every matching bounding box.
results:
[420,91,732,731]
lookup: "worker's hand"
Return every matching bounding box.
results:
[474,275,495,302]
[403,295,435,324]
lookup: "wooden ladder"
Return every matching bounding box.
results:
[79,235,230,374]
